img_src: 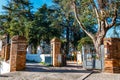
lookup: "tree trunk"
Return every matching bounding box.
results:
[73,1,117,55]
[6,34,10,44]
[92,38,102,57]
[66,21,70,55]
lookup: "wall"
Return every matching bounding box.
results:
[26,53,42,62]
[0,61,10,74]
[40,54,52,65]
[26,53,52,65]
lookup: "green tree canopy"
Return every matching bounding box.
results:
[2,0,33,37]
[53,0,120,54]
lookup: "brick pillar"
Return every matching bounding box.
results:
[10,35,27,72]
[51,38,61,67]
[104,38,120,73]
[5,44,10,61]
[0,46,5,59]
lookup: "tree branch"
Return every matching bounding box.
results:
[108,9,117,28]
[94,7,101,32]
[72,2,94,40]
[105,19,108,27]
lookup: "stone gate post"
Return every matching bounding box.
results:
[51,37,61,67]
[5,44,10,61]
[10,35,27,72]
[104,38,120,73]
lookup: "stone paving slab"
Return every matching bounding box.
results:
[0,63,92,80]
[85,71,120,80]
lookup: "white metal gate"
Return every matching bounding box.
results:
[82,45,104,70]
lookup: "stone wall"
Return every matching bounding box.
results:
[104,38,120,73]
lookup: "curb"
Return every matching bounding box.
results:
[77,71,93,80]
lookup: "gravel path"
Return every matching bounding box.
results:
[0,63,92,80]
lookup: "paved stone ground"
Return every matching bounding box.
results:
[1,62,120,80]
[85,71,120,80]
[0,62,92,80]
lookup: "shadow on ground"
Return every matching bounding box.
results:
[23,63,92,73]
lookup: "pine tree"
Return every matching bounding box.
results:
[2,0,33,37]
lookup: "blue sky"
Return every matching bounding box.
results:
[0,0,53,14]
[30,0,54,11]
[0,0,6,14]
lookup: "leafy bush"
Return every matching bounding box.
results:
[77,36,93,50]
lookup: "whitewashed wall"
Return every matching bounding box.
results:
[26,46,42,62]
[0,40,2,51]
[26,53,42,62]
[0,61,10,74]
[77,51,82,65]
[26,45,52,64]
[40,54,52,65]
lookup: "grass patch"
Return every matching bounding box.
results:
[40,62,53,66]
